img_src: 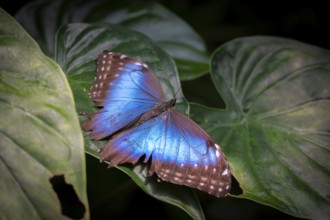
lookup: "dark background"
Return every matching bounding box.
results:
[2,0,328,219]
[160,0,330,51]
[3,0,330,51]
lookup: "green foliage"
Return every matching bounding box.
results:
[15,0,209,80]
[0,8,88,220]
[191,37,330,219]
[1,1,329,219]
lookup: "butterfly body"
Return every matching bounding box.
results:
[138,99,175,125]
[82,51,231,197]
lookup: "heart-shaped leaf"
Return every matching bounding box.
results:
[15,0,209,80]
[55,22,204,220]
[190,36,330,219]
[0,9,88,220]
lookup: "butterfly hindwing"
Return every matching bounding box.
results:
[99,108,231,197]
[155,109,231,196]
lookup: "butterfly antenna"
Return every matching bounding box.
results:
[173,86,183,102]
[170,59,184,103]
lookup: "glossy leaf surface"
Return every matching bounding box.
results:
[190,36,330,219]
[15,0,209,80]
[0,9,89,220]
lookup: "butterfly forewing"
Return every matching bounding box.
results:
[83,51,231,197]
[90,51,163,106]
[82,51,164,140]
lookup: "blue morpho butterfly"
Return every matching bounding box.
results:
[82,51,231,197]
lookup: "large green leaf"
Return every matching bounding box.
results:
[55,22,204,220]
[0,9,89,219]
[190,36,330,219]
[15,0,209,80]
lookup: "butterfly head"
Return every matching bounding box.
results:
[169,98,176,107]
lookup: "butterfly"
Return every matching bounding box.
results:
[82,51,231,197]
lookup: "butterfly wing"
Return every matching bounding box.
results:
[100,108,231,197]
[84,51,231,196]
[82,51,164,140]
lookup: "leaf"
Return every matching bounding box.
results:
[0,9,89,219]
[55,22,204,220]
[190,36,330,219]
[15,0,209,80]
[55,22,188,112]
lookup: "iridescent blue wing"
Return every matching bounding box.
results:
[82,51,164,140]
[100,108,231,197]
[83,51,231,197]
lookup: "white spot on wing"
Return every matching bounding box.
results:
[222,169,228,176]
[216,150,220,158]
[201,176,207,181]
